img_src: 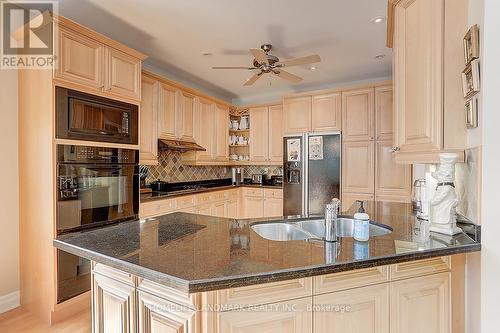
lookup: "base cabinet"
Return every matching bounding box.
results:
[91,255,462,333]
[218,298,312,333]
[92,272,136,333]
[137,290,198,333]
[391,273,451,333]
[314,284,389,333]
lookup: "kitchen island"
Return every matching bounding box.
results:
[54,201,480,333]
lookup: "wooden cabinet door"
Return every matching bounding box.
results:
[243,197,264,218]
[137,290,198,333]
[311,93,342,132]
[178,92,195,142]
[342,141,375,193]
[227,199,239,219]
[211,201,227,217]
[314,284,389,333]
[157,83,178,140]
[195,98,215,161]
[264,198,283,217]
[105,47,141,100]
[342,88,374,141]
[375,86,394,141]
[391,273,450,333]
[55,26,104,89]
[92,273,135,333]
[139,75,158,165]
[249,106,269,162]
[375,140,412,200]
[283,96,312,134]
[214,104,229,161]
[219,298,312,333]
[268,104,284,162]
[394,0,444,152]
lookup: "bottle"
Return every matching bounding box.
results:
[353,201,370,242]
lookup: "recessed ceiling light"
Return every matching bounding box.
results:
[310,66,317,70]
[371,16,386,24]
[202,51,212,56]
[374,54,386,60]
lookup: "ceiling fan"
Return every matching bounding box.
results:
[212,44,321,86]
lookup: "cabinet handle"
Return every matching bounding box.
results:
[390,146,400,152]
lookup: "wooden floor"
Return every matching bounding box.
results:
[0,307,91,333]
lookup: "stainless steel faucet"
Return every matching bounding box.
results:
[325,198,341,242]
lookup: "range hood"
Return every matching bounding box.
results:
[158,139,206,152]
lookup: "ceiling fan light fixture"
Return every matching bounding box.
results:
[310,66,317,70]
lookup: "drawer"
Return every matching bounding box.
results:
[196,192,212,205]
[137,278,196,309]
[93,263,136,286]
[314,266,389,294]
[217,278,312,309]
[264,188,283,198]
[140,199,176,218]
[242,187,264,197]
[390,256,451,281]
[211,190,229,201]
[176,195,196,209]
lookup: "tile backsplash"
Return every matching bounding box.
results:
[144,150,282,184]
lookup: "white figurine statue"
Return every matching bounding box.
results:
[429,153,462,235]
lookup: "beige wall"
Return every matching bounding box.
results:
[0,70,20,302]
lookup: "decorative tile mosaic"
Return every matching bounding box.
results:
[455,146,482,224]
[143,150,282,183]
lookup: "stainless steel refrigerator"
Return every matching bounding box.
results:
[283,133,341,216]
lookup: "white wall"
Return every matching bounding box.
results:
[0,69,20,313]
[480,1,500,331]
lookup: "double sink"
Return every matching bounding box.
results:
[251,217,393,242]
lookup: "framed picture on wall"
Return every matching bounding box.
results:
[463,24,480,65]
[465,95,478,128]
[462,59,480,98]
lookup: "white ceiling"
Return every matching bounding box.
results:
[58,0,392,104]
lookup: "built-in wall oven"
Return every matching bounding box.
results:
[56,144,139,303]
[56,87,138,144]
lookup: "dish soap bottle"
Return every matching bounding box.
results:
[353,200,370,242]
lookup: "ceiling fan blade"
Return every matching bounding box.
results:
[250,48,269,65]
[278,54,321,67]
[273,69,303,83]
[212,66,255,70]
[243,72,263,86]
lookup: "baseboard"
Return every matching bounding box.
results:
[0,290,20,314]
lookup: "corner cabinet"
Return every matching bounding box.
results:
[389,0,468,163]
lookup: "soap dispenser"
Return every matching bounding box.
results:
[353,200,370,242]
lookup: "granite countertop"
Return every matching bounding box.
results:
[54,201,480,294]
[140,184,283,202]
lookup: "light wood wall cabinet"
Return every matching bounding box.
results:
[341,86,412,207]
[389,0,468,163]
[214,104,230,162]
[157,82,178,140]
[342,88,374,142]
[342,141,375,194]
[139,76,158,165]
[177,92,196,142]
[283,96,312,134]
[54,19,146,102]
[248,104,284,163]
[283,93,341,134]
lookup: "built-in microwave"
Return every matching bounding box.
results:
[56,87,138,144]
